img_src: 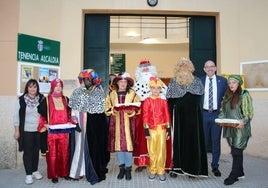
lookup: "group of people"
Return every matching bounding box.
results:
[13,70,109,185]
[13,58,253,186]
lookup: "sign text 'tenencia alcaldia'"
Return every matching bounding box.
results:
[18,51,59,65]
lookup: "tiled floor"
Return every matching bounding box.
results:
[1,153,268,188]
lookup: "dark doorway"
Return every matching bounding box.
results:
[84,14,216,92]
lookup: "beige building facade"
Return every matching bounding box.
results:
[1,0,268,168]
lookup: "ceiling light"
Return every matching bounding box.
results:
[140,37,159,44]
[126,31,140,38]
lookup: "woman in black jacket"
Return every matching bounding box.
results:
[13,79,45,184]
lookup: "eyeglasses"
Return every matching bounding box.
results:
[204,66,216,69]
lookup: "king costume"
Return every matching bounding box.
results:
[218,74,254,186]
[133,60,171,170]
[143,76,171,179]
[69,69,109,184]
[167,76,208,177]
[38,79,76,182]
[106,88,139,153]
[105,72,140,180]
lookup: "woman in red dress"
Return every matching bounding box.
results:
[38,78,76,183]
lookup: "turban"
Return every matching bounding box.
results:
[228,74,243,86]
[50,78,63,91]
[78,69,101,86]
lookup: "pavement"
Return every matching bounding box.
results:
[0,153,268,188]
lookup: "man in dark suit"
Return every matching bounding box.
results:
[201,60,227,177]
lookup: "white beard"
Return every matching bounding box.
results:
[138,72,153,83]
[134,68,167,101]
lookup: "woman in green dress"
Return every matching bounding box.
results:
[218,75,254,186]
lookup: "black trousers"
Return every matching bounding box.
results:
[230,147,244,177]
[23,131,40,175]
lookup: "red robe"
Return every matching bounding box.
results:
[133,101,150,167]
[38,95,74,179]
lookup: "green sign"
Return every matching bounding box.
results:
[110,54,125,74]
[17,33,60,66]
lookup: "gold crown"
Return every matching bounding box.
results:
[148,76,163,88]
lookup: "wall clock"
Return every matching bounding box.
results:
[147,0,158,7]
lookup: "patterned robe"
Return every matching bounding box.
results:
[105,89,140,152]
[68,85,109,184]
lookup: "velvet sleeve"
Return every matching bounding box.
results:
[105,93,113,116]
[66,97,77,124]
[128,93,141,117]
[38,114,48,132]
[37,97,48,132]
[218,95,227,119]
[163,100,171,128]
[167,98,175,123]
[241,90,254,123]
[142,98,150,129]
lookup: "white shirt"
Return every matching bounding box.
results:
[203,75,218,110]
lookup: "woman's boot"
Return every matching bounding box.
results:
[117,164,125,180]
[125,166,132,180]
[224,147,242,185]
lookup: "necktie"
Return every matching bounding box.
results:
[209,78,213,111]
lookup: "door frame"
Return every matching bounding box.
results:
[83,10,220,87]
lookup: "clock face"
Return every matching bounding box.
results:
[147,0,158,7]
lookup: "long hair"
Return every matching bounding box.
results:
[175,58,195,87]
[222,85,242,109]
[23,79,40,95]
